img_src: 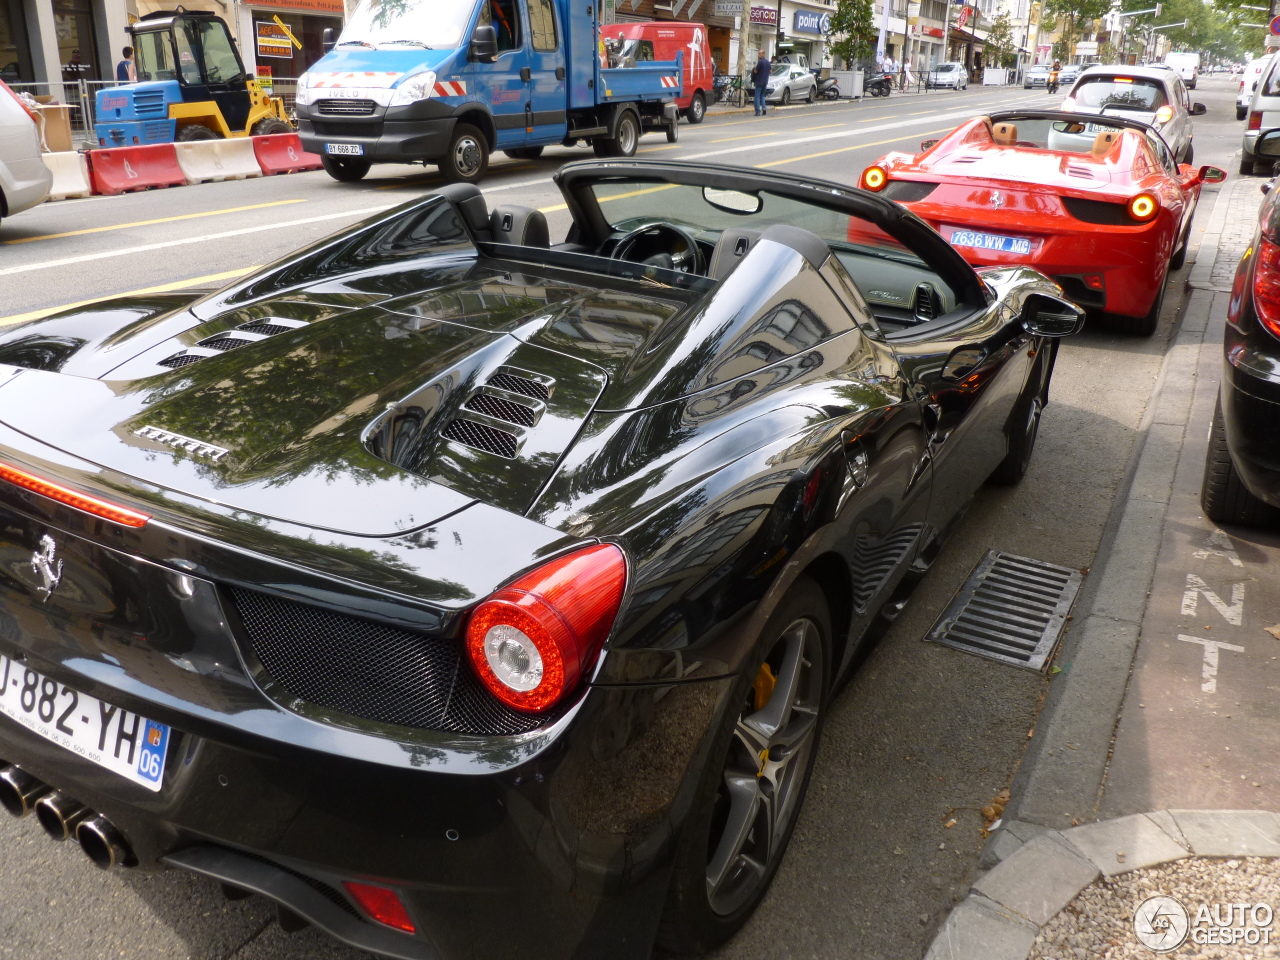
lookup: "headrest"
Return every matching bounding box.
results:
[1091,130,1121,156]
[992,122,1017,146]
[708,228,762,280]
[433,182,490,238]
[489,204,550,248]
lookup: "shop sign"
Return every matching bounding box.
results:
[714,0,743,14]
[749,6,777,26]
[924,25,944,37]
[955,5,971,29]
[253,0,343,11]
[257,64,274,92]
[792,10,831,34]
[256,21,294,59]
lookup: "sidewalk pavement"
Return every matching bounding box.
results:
[922,174,1280,959]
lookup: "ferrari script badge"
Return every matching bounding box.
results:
[30,535,63,602]
[989,191,1005,209]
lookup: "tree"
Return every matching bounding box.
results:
[1042,0,1110,61]
[987,11,1016,68]
[827,0,878,69]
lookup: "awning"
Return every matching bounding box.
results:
[949,27,982,44]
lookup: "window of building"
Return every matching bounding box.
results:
[0,0,33,83]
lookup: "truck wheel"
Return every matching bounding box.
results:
[686,91,706,124]
[176,125,220,141]
[597,111,639,158]
[320,155,372,182]
[441,123,489,183]
[251,117,293,136]
[504,146,544,160]
[666,120,678,143]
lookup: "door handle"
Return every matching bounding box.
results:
[556,66,566,81]
[942,347,987,381]
[520,66,532,82]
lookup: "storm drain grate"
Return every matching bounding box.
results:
[925,550,1084,672]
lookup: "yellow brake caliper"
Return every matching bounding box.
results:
[751,663,777,777]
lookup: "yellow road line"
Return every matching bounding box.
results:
[754,127,951,168]
[798,123,844,131]
[0,266,259,327]
[640,144,682,152]
[3,200,306,246]
[710,132,777,143]
[858,116,894,123]
[540,181,676,215]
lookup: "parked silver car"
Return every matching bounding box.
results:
[1025,64,1050,88]
[926,62,968,90]
[1064,64,1204,163]
[0,81,51,228]
[751,63,817,105]
[1242,56,1280,174]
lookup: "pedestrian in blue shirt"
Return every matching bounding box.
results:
[752,49,770,116]
[116,47,136,83]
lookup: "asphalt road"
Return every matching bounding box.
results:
[0,77,1253,960]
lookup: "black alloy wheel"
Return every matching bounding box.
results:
[320,154,372,182]
[1201,397,1280,526]
[991,393,1043,486]
[659,578,830,951]
[441,123,489,183]
[687,91,706,124]
[250,117,293,136]
[175,124,220,141]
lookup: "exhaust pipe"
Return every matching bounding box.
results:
[0,766,50,818]
[76,815,134,870]
[34,792,90,841]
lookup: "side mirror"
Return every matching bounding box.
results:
[322,27,336,53]
[1021,293,1084,338]
[1198,164,1227,184]
[920,139,939,151]
[1190,102,1207,116]
[470,24,498,62]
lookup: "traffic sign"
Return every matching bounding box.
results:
[1271,14,1280,34]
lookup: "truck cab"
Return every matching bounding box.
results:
[296,0,681,184]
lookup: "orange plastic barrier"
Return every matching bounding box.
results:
[88,144,186,195]
[252,133,323,175]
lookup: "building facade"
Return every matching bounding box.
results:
[2,0,130,86]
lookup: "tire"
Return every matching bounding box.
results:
[1112,266,1166,336]
[686,91,706,124]
[1201,396,1280,526]
[1240,150,1256,176]
[666,120,679,143]
[780,87,791,106]
[592,139,612,158]
[1182,143,1194,165]
[657,577,831,954]
[250,117,293,136]
[320,155,371,182]
[990,352,1050,486]
[175,124,220,141]
[612,111,640,157]
[1170,216,1191,270]
[805,83,814,103]
[440,122,488,183]
[1237,105,1247,121]
[503,146,544,160]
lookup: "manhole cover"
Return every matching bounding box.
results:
[926,550,1084,671]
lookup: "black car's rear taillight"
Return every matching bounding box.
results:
[1253,237,1280,339]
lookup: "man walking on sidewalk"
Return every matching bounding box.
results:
[753,49,770,115]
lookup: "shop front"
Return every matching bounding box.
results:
[235,0,344,83]
[778,5,829,66]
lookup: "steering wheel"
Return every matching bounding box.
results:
[610,222,706,275]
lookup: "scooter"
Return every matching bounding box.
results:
[814,73,840,100]
[865,71,893,97]
[1046,69,1060,94]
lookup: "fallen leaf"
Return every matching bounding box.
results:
[1266,624,1280,641]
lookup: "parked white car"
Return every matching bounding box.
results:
[0,81,51,229]
[1239,55,1274,121]
[1242,56,1280,175]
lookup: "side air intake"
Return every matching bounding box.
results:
[441,419,519,458]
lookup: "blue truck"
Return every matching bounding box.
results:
[295,0,683,184]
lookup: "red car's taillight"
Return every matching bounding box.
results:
[861,165,888,191]
[1249,111,1263,131]
[0,80,39,126]
[1253,236,1280,339]
[1128,193,1159,222]
[343,882,416,933]
[466,544,627,713]
[0,461,151,527]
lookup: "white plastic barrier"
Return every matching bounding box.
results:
[983,67,1011,86]
[174,137,263,184]
[42,151,93,200]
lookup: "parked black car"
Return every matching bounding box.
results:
[0,160,1081,960]
[1202,172,1280,526]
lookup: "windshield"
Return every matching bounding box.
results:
[770,63,790,77]
[133,29,177,82]
[1072,77,1167,112]
[340,0,480,49]
[936,64,957,73]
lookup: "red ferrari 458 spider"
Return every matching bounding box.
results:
[858,110,1227,335]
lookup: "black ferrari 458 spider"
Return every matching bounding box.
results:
[0,160,1081,960]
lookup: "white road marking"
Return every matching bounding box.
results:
[1181,574,1245,626]
[1179,635,1246,694]
[0,205,393,278]
[1192,529,1243,568]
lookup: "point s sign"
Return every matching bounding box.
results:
[793,10,832,34]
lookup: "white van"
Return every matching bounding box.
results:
[1239,55,1273,120]
[1164,51,1200,89]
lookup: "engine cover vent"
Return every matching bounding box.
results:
[441,418,519,458]
[464,392,537,427]
[157,353,205,369]
[238,318,308,336]
[487,370,552,401]
[199,336,255,352]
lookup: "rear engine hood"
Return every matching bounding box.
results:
[0,274,652,533]
[921,148,1113,187]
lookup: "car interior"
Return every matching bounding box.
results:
[430,180,970,338]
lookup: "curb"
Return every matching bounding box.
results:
[925,809,1280,960]
[991,177,1249,840]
